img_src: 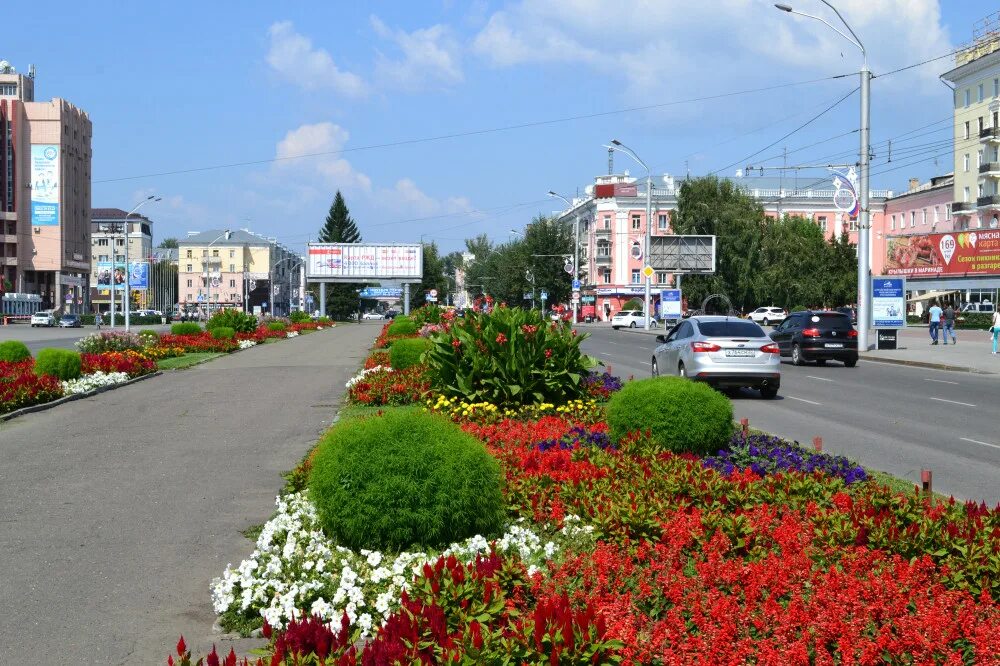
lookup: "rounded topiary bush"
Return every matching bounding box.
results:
[267,321,287,332]
[621,298,643,311]
[171,322,202,336]
[606,377,733,455]
[390,337,431,370]
[34,348,82,380]
[210,326,235,340]
[289,311,311,324]
[308,410,505,551]
[0,340,31,363]
[386,319,417,336]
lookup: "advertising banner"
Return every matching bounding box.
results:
[307,244,422,281]
[359,287,403,298]
[659,289,682,320]
[30,145,60,226]
[871,276,906,329]
[96,262,149,290]
[885,231,1000,277]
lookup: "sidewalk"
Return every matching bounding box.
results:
[862,326,999,374]
[0,324,376,665]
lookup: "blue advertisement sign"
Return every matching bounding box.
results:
[359,287,403,298]
[96,262,149,290]
[659,289,682,320]
[871,276,906,329]
[30,145,60,226]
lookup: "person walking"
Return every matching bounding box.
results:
[95,310,102,330]
[992,309,1000,355]
[942,303,957,344]
[928,300,943,345]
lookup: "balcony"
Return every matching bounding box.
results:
[594,253,612,264]
[2,256,17,266]
[952,201,975,213]
[978,194,1000,208]
[2,234,15,244]
[594,226,612,237]
[980,162,1000,176]
[982,127,1000,142]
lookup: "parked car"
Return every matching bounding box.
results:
[747,306,787,326]
[384,309,400,320]
[58,314,82,328]
[835,306,857,323]
[362,312,385,320]
[960,302,995,313]
[768,310,858,367]
[652,316,780,398]
[611,310,657,330]
[30,310,56,327]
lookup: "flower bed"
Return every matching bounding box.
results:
[61,371,130,395]
[157,332,238,354]
[0,360,63,414]
[81,350,156,378]
[345,365,430,406]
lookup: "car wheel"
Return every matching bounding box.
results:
[844,358,858,368]
[815,359,827,366]
[792,343,805,366]
[629,321,636,328]
[651,357,659,377]
[612,326,619,330]
[762,318,769,327]
[760,385,779,399]
[678,362,687,378]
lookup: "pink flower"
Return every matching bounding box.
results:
[545,348,553,358]
[452,338,462,349]
[496,333,508,344]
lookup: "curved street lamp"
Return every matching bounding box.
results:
[605,139,653,330]
[121,195,161,332]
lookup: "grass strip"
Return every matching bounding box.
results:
[157,352,223,370]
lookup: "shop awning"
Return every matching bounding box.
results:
[906,289,959,302]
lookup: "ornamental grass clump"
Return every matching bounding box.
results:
[171,322,202,336]
[0,340,31,363]
[606,376,733,455]
[210,326,235,340]
[386,318,417,337]
[389,337,431,370]
[266,321,287,333]
[206,308,258,333]
[425,307,597,407]
[33,348,82,381]
[309,410,505,551]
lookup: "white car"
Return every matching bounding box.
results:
[362,312,385,320]
[611,310,656,330]
[31,310,56,327]
[747,307,787,327]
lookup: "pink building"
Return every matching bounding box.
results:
[872,174,955,277]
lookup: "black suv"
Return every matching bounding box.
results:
[768,311,858,367]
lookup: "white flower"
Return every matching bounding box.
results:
[61,371,131,395]
[286,331,300,338]
[345,365,392,389]
[238,339,257,350]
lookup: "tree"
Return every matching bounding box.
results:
[418,242,448,304]
[823,231,858,308]
[317,191,363,319]
[159,238,179,249]
[522,214,575,307]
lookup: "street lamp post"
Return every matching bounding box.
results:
[203,230,232,321]
[270,256,303,317]
[775,1,871,350]
[122,195,160,332]
[288,261,303,314]
[548,191,581,324]
[606,140,653,330]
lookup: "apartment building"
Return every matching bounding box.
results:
[0,60,92,311]
[177,229,300,316]
[89,208,154,313]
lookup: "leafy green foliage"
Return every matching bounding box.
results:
[289,311,311,323]
[621,299,643,311]
[267,322,287,332]
[791,305,808,312]
[0,340,31,363]
[387,319,417,336]
[390,338,431,370]
[425,307,598,406]
[34,348,82,380]
[206,308,258,333]
[957,312,992,329]
[316,316,332,324]
[210,326,235,340]
[171,322,202,336]
[138,329,159,342]
[606,377,733,455]
[308,411,505,550]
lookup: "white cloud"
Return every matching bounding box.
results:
[266,21,367,97]
[370,16,464,91]
[380,178,473,217]
[275,123,372,193]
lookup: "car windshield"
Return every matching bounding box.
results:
[698,320,766,337]
[613,311,635,317]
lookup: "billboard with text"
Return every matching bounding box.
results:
[885,231,1000,277]
[30,145,60,226]
[307,244,423,281]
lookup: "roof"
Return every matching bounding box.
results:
[91,208,152,223]
[151,247,178,261]
[178,229,301,257]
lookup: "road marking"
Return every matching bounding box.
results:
[960,437,1000,451]
[929,397,977,407]
[786,396,822,405]
[924,378,959,385]
[805,375,834,382]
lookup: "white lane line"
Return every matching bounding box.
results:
[786,396,822,405]
[806,375,834,382]
[960,437,1000,451]
[929,397,977,407]
[925,378,959,385]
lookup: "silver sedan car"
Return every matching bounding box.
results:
[651,316,781,398]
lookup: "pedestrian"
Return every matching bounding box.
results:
[928,300,943,345]
[992,309,1000,355]
[95,310,102,330]
[942,303,957,344]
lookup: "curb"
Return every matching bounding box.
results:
[860,355,995,375]
[0,371,163,423]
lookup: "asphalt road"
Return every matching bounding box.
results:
[0,323,377,665]
[0,323,174,355]
[578,324,1000,505]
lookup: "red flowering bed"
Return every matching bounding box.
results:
[347,365,431,406]
[0,360,63,414]
[81,350,156,378]
[157,332,238,353]
[290,322,321,332]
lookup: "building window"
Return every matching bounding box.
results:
[187,294,193,302]
[978,149,984,168]
[229,279,236,288]
[186,264,192,272]
[603,216,611,230]
[934,206,940,226]
[890,215,895,231]
[979,183,985,197]
[979,83,985,102]
[922,208,927,225]
[0,83,17,96]
[980,117,986,134]
[817,215,828,233]
[186,279,192,287]
[849,218,858,232]
[97,238,108,246]
[910,211,916,228]
[965,121,970,139]
[212,249,219,257]
[658,214,667,230]
[229,264,235,272]
[202,249,207,257]
[631,215,641,230]
[186,249,192,258]
[656,271,668,284]
[965,153,971,172]
[116,239,124,246]
[946,203,952,219]
[602,268,611,284]
[596,240,611,257]
[631,269,641,284]
[229,249,235,258]
[966,89,971,107]
[965,186,971,202]
[98,254,108,262]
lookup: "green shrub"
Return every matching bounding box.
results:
[266,321,287,332]
[426,306,598,407]
[390,337,431,370]
[316,316,332,324]
[206,308,258,333]
[621,298,643,311]
[411,305,443,326]
[210,326,235,340]
[289,310,311,324]
[957,312,992,329]
[0,340,31,363]
[791,305,808,313]
[309,411,505,551]
[171,322,202,336]
[606,377,733,455]
[386,319,417,336]
[34,348,82,380]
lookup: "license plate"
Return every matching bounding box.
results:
[725,349,756,357]
[825,343,844,348]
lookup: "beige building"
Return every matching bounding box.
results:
[89,208,154,313]
[178,229,301,316]
[0,60,92,311]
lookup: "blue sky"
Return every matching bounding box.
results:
[4,1,991,254]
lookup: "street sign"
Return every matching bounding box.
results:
[871,276,906,329]
[359,287,403,298]
[642,265,655,279]
[572,290,581,300]
[660,289,682,320]
[564,260,574,274]
[249,279,257,291]
[430,289,438,297]
[540,290,548,301]
[572,279,581,290]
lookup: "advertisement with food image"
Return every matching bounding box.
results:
[886,230,1000,276]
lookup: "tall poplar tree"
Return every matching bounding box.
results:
[318,191,364,319]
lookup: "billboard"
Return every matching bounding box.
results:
[96,262,149,290]
[659,289,682,320]
[30,145,60,226]
[871,276,906,329]
[885,231,1000,277]
[649,235,716,273]
[307,244,423,281]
